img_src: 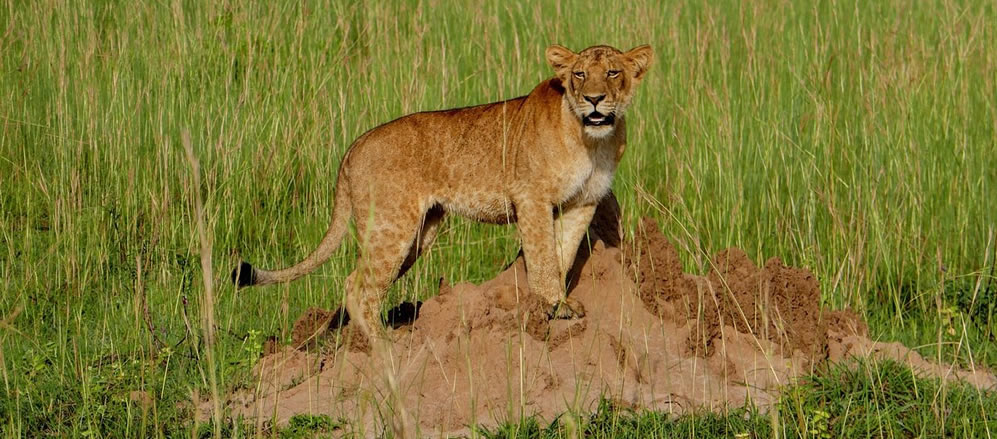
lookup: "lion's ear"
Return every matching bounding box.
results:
[546,45,577,81]
[623,45,654,82]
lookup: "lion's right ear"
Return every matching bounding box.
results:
[623,45,654,82]
[546,45,577,81]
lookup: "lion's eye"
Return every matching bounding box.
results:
[573,71,585,80]
[607,70,621,78]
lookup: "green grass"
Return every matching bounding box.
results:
[1,0,995,437]
[477,359,997,439]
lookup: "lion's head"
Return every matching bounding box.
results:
[546,44,654,138]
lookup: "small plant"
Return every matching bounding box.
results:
[807,408,831,439]
[240,328,265,367]
[939,305,962,337]
[281,414,340,438]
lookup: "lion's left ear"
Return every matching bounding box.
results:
[623,45,654,82]
[546,45,577,81]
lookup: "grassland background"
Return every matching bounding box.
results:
[1,0,995,436]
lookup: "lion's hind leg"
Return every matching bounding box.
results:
[344,201,434,337]
[396,204,445,281]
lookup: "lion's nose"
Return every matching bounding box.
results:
[583,94,606,106]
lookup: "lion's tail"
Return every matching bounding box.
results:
[232,176,352,288]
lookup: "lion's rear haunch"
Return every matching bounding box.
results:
[232,261,258,287]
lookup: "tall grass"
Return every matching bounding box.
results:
[1,0,994,436]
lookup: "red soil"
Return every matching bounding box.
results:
[220,216,996,436]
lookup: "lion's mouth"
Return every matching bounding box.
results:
[583,112,615,127]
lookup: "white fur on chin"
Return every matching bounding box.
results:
[584,124,616,139]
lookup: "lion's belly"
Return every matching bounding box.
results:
[441,192,515,224]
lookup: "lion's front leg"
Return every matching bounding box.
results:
[552,203,596,318]
[516,199,585,319]
[554,203,598,278]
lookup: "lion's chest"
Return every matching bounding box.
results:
[554,144,618,206]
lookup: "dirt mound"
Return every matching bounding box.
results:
[628,217,826,359]
[222,218,996,436]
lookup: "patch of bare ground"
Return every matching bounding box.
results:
[218,209,996,436]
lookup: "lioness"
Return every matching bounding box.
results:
[233,44,653,334]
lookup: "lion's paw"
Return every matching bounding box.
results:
[550,297,586,319]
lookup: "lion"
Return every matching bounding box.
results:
[233,44,653,336]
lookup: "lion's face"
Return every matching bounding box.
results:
[546,45,654,138]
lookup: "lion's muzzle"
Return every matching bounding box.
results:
[583,111,615,126]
